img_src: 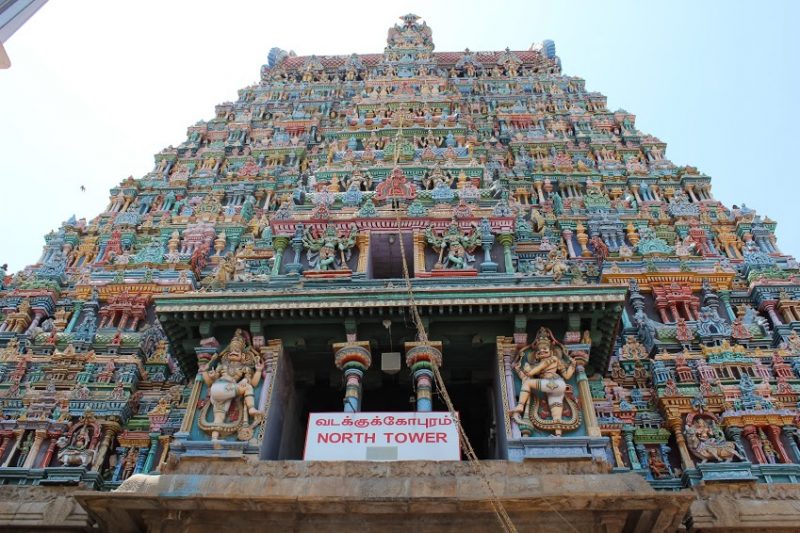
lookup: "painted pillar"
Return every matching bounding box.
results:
[112,447,128,481]
[719,291,737,322]
[91,427,118,472]
[142,433,160,474]
[622,426,641,469]
[743,425,767,464]
[610,434,626,468]
[1,430,24,467]
[766,425,792,464]
[575,356,601,438]
[405,341,443,412]
[726,426,748,460]
[271,237,289,275]
[668,418,695,471]
[133,446,148,475]
[40,433,61,468]
[782,426,800,463]
[497,233,515,274]
[501,342,521,439]
[333,341,371,413]
[65,302,84,334]
[22,430,46,469]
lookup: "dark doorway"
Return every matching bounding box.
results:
[369,232,414,279]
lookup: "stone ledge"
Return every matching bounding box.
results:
[75,459,694,533]
[0,485,90,531]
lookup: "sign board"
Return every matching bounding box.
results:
[304,412,460,461]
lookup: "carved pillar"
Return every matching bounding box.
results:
[622,426,641,469]
[154,436,171,473]
[743,425,766,464]
[112,447,128,481]
[610,434,626,467]
[64,302,83,334]
[270,237,289,275]
[760,301,783,327]
[91,426,118,472]
[497,233,515,273]
[0,434,10,464]
[333,341,371,412]
[765,425,792,464]
[142,433,160,474]
[501,342,521,439]
[668,418,695,471]
[575,356,601,437]
[40,432,61,468]
[131,446,147,475]
[22,429,46,468]
[557,229,574,258]
[179,346,217,435]
[719,291,737,322]
[2,430,24,467]
[726,426,747,460]
[405,341,443,412]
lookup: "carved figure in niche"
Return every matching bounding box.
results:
[56,410,99,467]
[684,413,743,463]
[424,220,481,270]
[511,327,580,436]
[648,448,670,478]
[200,329,264,440]
[303,224,358,271]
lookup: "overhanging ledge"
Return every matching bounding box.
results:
[75,458,693,533]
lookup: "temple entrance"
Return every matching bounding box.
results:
[368,232,414,279]
[282,320,500,460]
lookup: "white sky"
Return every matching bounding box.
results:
[1,0,799,272]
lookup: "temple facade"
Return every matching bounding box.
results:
[1,14,799,532]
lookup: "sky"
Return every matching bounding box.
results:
[1,0,799,273]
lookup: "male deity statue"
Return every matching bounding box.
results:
[200,329,264,440]
[511,327,578,436]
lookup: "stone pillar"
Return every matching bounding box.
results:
[610,434,626,468]
[497,234,514,274]
[726,426,747,460]
[622,426,641,469]
[40,432,61,468]
[743,425,766,464]
[22,429,46,468]
[91,426,118,472]
[270,237,289,275]
[561,229,576,258]
[501,342,521,439]
[404,341,443,412]
[783,425,800,463]
[760,301,783,327]
[112,447,128,481]
[765,425,792,464]
[133,446,148,475]
[668,418,695,471]
[65,302,84,333]
[574,354,601,438]
[719,291,737,322]
[143,433,160,474]
[1,430,24,467]
[333,341,371,412]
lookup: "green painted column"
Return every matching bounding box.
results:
[497,233,515,274]
[142,433,160,474]
[271,236,289,275]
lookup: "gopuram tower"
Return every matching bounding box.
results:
[1,14,799,532]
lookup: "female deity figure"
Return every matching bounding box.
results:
[200,329,264,440]
[511,327,579,436]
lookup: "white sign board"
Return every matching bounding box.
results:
[304,412,460,461]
